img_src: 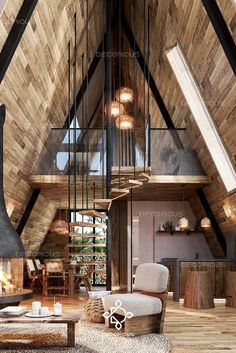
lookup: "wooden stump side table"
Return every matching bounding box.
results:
[225,271,236,307]
[184,271,214,309]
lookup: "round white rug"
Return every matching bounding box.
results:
[0,319,171,353]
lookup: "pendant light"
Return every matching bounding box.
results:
[116,114,134,130]
[200,217,211,229]
[179,216,189,230]
[116,87,134,103]
[179,185,189,230]
[50,207,68,235]
[49,219,69,235]
[111,101,124,117]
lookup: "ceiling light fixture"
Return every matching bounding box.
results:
[179,185,189,230]
[116,87,134,103]
[49,220,68,235]
[116,114,134,130]
[200,217,211,229]
[111,101,124,117]
[223,203,235,218]
[179,216,189,230]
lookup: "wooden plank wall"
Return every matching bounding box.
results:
[20,194,56,254]
[0,0,23,51]
[124,0,236,257]
[0,0,105,252]
[40,210,69,259]
[111,200,128,290]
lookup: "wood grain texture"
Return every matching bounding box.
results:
[111,200,128,290]
[180,261,232,299]
[184,271,214,309]
[0,0,105,250]
[20,193,57,253]
[21,293,236,353]
[225,271,236,307]
[124,0,236,256]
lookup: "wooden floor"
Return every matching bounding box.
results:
[21,293,236,352]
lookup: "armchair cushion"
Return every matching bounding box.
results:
[103,293,162,317]
[134,263,169,293]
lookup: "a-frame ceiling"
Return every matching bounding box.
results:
[0,0,235,256]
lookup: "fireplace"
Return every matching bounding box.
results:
[0,104,32,309]
[0,258,23,294]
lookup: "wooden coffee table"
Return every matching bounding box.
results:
[0,311,83,347]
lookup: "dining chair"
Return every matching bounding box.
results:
[43,259,67,296]
[26,259,43,291]
[34,258,45,273]
[74,265,92,292]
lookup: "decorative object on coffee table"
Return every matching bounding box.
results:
[184,271,214,309]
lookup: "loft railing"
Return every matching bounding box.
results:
[33,128,106,177]
[149,129,206,176]
[33,126,206,179]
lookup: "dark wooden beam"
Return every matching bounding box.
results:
[202,0,236,75]
[197,189,226,255]
[0,0,38,83]
[121,11,184,150]
[17,189,40,236]
[105,0,113,292]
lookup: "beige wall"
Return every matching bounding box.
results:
[129,201,212,266]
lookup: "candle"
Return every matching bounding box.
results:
[32,301,41,315]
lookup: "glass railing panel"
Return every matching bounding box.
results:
[150,129,206,175]
[33,128,107,177]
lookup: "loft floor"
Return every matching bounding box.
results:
[21,294,236,352]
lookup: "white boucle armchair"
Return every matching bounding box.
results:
[103,263,169,336]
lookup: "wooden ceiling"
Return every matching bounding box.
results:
[1,0,235,255]
[0,0,106,251]
[122,0,236,256]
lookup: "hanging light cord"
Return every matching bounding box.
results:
[67,41,71,222]
[86,0,89,209]
[73,13,77,219]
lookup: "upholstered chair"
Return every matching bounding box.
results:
[103,263,169,336]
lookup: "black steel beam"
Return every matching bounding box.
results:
[197,189,226,255]
[63,39,103,129]
[202,0,236,76]
[121,11,184,150]
[17,189,40,236]
[63,7,119,129]
[0,0,38,83]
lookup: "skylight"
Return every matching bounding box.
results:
[166,44,236,192]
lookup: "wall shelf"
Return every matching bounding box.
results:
[156,230,202,236]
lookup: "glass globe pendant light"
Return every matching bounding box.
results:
[116,114,134,130]
[111,101,124,117]
[116,87,134,103]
